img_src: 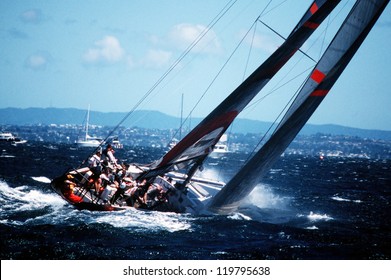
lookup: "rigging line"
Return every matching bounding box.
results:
[244,64,314,112]
[111,1,237,139]
[145,0,239,100]
[299,0,351,61]
[319,11,331,59]
[150,0,240,146]
[242,18,259,81]
[244,2,351,114]
[242,0,278,80]
[264,1,353,123]
[317,0,352,60]
[119,0,237,126]
[78,1,239,167]
[169,1,283,146]
[170,1,276,145]
[183,19,258,128]
[257,0,289,19]
[248,0,353,104]
[258,19,317,64]
[239,3,353,161]
[258,0,274,17]
[244,73,308,164]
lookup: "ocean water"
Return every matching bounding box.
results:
[0,142,390,260]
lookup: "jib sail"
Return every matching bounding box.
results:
[209,0,389,214]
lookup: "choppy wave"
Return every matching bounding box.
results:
[0,180,191,232]
[244,184,291,209]
[31,176,52,183]
[228,212,252,221]
[0,154,15,158]
[331,195,362,203]
[305,211,334,222]
[305,225,319,230]
[1,143,390,259]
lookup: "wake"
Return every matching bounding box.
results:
[0,180,192,232]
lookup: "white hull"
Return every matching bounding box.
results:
[0,132,27,144]
[76,140,101,148]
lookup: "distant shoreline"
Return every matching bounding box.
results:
[1,107,391,140]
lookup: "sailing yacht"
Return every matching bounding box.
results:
[52,0,389,214]
[0,132,27,144]
[211,134,229,158]
[75,105,103,148]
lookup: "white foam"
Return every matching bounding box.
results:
[307,211,333,222]
[245,184,290,209]
[1,180,193,232]
[0,180,66,212]
[332,195,362,203]
[31,176,52,183]
[332,196,350,202]
[228,212,252,221]
[92,209,193,232]
[195,167,226,182]
[305,225,319,230]
[0,154,15,158]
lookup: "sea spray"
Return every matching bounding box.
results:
[244,184,290,209]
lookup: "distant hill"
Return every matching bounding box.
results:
[1,107,391,140]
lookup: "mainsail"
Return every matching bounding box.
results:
[209,0,390,214]
[139,0,340,181]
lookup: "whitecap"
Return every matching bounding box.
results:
[228,212,252,221]
[0,154,15,158]
[0,180,66,212]
[1,180,193,232]
[307,211,333,222]
[305,225,319,230]
[31,176,52,183]
[244,184,291,209]
[332,195,362,203]
[93,209,192,232]
[331,196,351,202]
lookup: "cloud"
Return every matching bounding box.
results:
[241,29,280,54]
[168,23,221,54]
[141,49,172,69]
[20,9,43,24]
[83,36,125,65]
[25,52,51,70]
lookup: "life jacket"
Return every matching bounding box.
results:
[67,193,83,203]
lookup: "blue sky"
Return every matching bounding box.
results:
[1,0,390,131]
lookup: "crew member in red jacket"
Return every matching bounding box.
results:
[62,180,83,203]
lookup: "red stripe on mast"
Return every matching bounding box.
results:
[310,3,319,14]
[310,90,329,97]
[303,21,320,29]
[311,69,326,83]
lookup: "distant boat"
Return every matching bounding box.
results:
[76,135,102,148]
[111,137,123,149]
[75,105,102,148]
[0,132,27,145]
[52,0,389,214]
[211,134,229,158]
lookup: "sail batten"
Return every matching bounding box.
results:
[209,0,389,214]
[140,0,341,181]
